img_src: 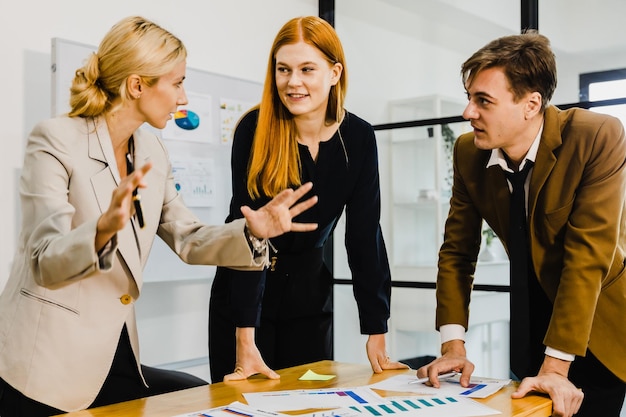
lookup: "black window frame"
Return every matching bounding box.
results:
[579,68,626,101]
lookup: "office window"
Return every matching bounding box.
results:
[580,69,626,127]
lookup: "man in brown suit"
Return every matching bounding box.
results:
[417,31,626,417]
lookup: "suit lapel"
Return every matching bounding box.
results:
[89,117,143,285]
[528,107,561,220]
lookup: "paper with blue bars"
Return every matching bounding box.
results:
[242,387,384,410]
[242,387,500,416]
[368,374,510,399]
[171,396,500,417]
[297,396,501,417]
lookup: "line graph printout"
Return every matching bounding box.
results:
[170,156,215,207]
[243,387,384,411]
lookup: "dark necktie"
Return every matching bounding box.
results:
[505,161,534,379]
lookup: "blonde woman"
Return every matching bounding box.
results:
[0,16,316,416]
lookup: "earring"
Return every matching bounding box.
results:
[135,94,141,99]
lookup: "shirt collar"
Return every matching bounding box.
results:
[486,122,544,172]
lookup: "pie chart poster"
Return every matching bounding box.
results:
[162,91,212,143]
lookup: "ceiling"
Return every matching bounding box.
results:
[349,0,626,70]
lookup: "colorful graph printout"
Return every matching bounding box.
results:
[343,396,500,416]
[162,92,212,143]
[296,396,500,417]
[219,98,255,144]
[174,109,200,130]
[368,374,510,399]
[243,387,384,411]
[170,157,215,207]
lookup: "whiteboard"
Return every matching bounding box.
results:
[51,38,262,282]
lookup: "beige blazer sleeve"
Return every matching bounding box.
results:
[0,115,264,412]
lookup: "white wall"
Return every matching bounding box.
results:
[0,0,317,287]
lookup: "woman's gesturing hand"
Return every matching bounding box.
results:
[242,182,318,239]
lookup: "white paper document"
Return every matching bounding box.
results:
[171,401,286,417]
[368,374,511,398]
[243,387,384,411]
[296,396,500,417]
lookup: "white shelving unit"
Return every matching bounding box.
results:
[384,95,510,378]
[387,95,468,269]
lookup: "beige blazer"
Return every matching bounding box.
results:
[436,106,626,381]
[0,116,263,411]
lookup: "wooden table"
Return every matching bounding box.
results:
[55,360,552,417]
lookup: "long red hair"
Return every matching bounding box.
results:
[247,16,348,198]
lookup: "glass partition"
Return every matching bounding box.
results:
[330,0,626,373]
[335,0,626,123]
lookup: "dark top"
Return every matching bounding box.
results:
[222,109,391,334]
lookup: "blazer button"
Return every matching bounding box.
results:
[120,294,133,305]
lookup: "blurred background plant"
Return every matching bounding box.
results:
[482,223,496,247]
[441,124,456,190]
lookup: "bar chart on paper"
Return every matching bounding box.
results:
[340,396,499,417]
[171,397,497,417]
[243,388,499,417]
[369,374,511,398]
[243,387,383,411]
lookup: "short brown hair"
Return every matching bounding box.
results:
[461,30,557,110]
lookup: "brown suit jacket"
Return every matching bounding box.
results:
[0,116,265,411]
[436,105,626,381]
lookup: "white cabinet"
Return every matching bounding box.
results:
[385,95,510,281]
[387,95,467,268]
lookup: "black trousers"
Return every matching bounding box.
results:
[516,315,625,416]
[209,249,333,383]
[568,350,625,417]
[512,276,625,416]
[0,326,207,417]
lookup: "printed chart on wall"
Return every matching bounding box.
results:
[162,92,213,144]
[51,37,262,282]
[220,97,256,144]
[170,157,216,207]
